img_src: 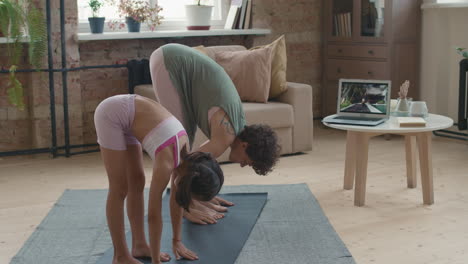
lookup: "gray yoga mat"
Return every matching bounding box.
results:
[10,184,355,264]
[95,192,267,264]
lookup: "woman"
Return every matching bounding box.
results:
[149,43,280,224]
[94,94,224,264]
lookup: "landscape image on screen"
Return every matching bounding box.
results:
[339,82,389,114]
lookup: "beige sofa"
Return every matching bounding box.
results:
[134,45,313,162]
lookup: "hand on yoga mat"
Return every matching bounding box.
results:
[173,241,199,260]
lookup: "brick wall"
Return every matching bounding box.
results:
[0,0,322,152]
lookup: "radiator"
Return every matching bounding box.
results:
[127,59,152,94]
[458,59,468,130]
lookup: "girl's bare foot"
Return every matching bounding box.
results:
[112,255,142,264]
[159,252,171,262]
[132,245,171,262]
[132,243,151,259]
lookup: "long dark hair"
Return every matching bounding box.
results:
[174,146,224,211]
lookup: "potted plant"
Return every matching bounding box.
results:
[0,0,47,110]
[88,0,105,34]
[185,0,213,30]
[456,47,468,59]
[108,0,163,32]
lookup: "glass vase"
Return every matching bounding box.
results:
[395,98,411,117]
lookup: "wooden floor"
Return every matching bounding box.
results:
[1,123,467,264]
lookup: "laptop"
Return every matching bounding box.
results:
[323,79,391,126]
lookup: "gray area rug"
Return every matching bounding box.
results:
[10,184,355,264]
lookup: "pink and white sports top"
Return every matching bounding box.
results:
[141,116,187,167]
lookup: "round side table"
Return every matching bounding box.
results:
[323,114,453,206]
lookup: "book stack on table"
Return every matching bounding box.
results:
[397,117,427,127]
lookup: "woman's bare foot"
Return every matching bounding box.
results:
[183,206,220,224]
[193,200,224,219]
[201,200,228,212]
[212,196,234,206]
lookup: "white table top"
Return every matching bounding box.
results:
[322,114,454,133]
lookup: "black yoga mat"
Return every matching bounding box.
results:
[95,192,268,264]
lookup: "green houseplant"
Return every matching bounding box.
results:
[0,0,46,110]
[107,0,163,32]
[88,0,105,33]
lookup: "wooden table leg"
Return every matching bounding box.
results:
[405,135,417,188]
[417,132,434,205]
[344,131,357,190]
[354,132,370,207]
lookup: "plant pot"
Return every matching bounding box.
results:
[126,17,141,32]
[88,17,105,34]
[185,5,213,30]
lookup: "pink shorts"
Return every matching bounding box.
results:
[149,47,187,127]
[94,94,140,150]
[94,95,188,165]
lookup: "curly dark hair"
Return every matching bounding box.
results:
[237,124,281,175]
[174,150,224,211]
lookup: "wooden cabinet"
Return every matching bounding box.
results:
[322,0,421,116]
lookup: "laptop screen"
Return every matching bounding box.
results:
[339,81,390,115]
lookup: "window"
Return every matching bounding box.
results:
[422,0,468,8]
[423,0,468,3]
[77,0,225,32]
[436,0,468,3]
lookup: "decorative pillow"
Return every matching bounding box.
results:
[215,47,272,103]
[192,45,210,57]
[250,35,287,99]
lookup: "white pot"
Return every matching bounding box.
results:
[185,5,213,30]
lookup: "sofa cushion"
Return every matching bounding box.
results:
[250,35,288,99]
[243,101,294,129]
[215,47,273,103]
[204,45,246,60]
[192,45,210,57]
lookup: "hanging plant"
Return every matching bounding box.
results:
[0,0,47,110]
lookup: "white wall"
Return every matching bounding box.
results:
[420,6,468,120]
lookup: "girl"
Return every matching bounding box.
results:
[94,94,224,264]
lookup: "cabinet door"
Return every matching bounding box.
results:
[327,59,390,80]
[326,0,354,41]
[328,44,388,59]
[354,0,391,43]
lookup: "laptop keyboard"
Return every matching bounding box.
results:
[333,116,383,122]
